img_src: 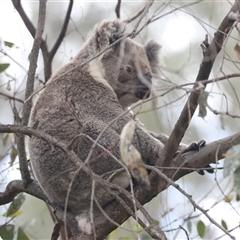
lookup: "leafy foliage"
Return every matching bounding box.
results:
[0,225,29,240]
[198,91,209,118]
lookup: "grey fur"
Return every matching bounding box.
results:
[29,19,171,218]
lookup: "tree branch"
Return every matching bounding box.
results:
[0,92,24,104]
[115,0,121,19]
[12,0,73,82]
[16,0,46,187]
[158,0,240,168]
[0,180,48,205]
[46,0,73,81]
[11,0,49,73]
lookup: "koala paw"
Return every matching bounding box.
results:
[182,139,214,175]
[182,139,206,154]
[76,214,92,235]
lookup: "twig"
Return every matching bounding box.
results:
[131,0,154,38]
[0,92,24,104]
[124,6,146,23]
[11,0,49,66]
[12,0,73,82]
[115,0,121,19]
[147,165,236,240]
[45,0,73,81]
[134,0,204,37]
[179,225,190,240]
[207,104,240,118]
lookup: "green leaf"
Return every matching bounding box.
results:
[198,91,209,118]
[237,193,240,201]
[187,221,192,233]
[197,220,205,238]
[10,146,18,166]
[0,63,10,73]
[17,227,30,240]
[2,193,26,217]
[221,219,228,230]
[0,224,14,240]
[234,168,240,197]
[223,144,240,178]
[2,133,9,146]
[4,41,14,48]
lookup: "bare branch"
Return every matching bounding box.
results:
[46,0,73,80]
[16,0,47,187]
[157,0,240,169]
[147,166,236,239]
[115,0,121,19]
[0,92,24,104]
[131,0,154,38]
[12,0,73,82]
[124,6,146,23]
[0,180,48,205]
[11,0,49,70]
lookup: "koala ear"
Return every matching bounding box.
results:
[95,19,126,52]
[145,40,161,73]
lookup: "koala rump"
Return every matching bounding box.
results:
[29,19,163,219]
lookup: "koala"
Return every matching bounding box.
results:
[29,19,204,234]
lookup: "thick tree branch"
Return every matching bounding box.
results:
[158,0,240,168]
[0,180,48,205]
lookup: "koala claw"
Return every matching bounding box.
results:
[182,139,206,154]
[180,139,214,175]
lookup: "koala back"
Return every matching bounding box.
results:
[29,19,163,215]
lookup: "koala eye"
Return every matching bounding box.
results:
[126,66,132,73]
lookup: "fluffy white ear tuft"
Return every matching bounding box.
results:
[94,19,126,52]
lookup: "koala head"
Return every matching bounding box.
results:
[91,19,161,109]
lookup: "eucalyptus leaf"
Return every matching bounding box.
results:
[17,227,30,240]
[0,63,10,73]
[0,224,14,240]
[2,193,25,217]
[197,220,205,238]
[221,219,228,230]
[4,41,14,48]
